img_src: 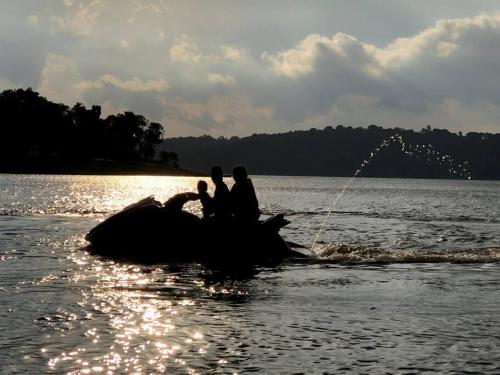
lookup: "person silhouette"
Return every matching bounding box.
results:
[230,165,260,224]
[162,180,211,216]
[197,180,213,219]
[210,166,231,221]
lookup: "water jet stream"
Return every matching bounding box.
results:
[310,134,472,253]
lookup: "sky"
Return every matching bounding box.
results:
[1,1,500,137]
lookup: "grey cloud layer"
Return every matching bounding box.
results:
[0,1,499,136]
[266,15,500,115]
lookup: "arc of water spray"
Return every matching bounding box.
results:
[310,172,361,253]
[310,134,403,253]
[310,133,472,253]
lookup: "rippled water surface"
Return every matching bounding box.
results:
[1,174,499,374]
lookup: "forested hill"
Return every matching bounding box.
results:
[159,126,500,180]
[0,88,185,175]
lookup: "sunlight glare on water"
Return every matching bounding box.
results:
[0,175,209,217]
[74,175,208,216]
[44,259,224,374]
[1,175,499,374]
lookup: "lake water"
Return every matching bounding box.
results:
[1,174,499,374]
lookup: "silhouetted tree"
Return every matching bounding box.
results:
[0,88,172,172]
[140,122,164,160]
[70,102,106,160]
[105,112,148,160]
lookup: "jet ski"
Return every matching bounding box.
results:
[85,196,307,265]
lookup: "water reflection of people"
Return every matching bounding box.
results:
[210,166,231,221]
[230,165,260,224]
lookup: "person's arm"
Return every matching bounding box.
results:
[163,192,199,210]
[184,192,199,201]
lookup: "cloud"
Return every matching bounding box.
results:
[128,0,169,23]
[222,46,244,62]
[76,74,169,92]
[170,36,203,63]
[38,53,82,104]
[266,33,377,78]
[207,74,235,86]
[170,38,248,65]
[37,54,169,108]
[26,14,39,26]
[160,94,274,136]
[3,2,500,137]
[268,14,500,78]
[148,13,500,135]
[51,0,105,35]
[263,13,500,119]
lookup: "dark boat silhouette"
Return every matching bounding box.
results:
[85,197,307,265]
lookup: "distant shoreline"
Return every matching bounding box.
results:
[0,161,206,177]
[0,170,205,177]
[2,170,498,181]
[1,159,498,180]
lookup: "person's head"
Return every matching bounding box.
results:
[197,180,208,193]
[210,166,224,183]
[232,165,248,183]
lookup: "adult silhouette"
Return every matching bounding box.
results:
[230,165,260,224]
[210,166,231,220]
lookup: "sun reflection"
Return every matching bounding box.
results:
[42,175,207,217]
[48,228,254,374]
[142,307,161,321]
[46,259,229,374]
[97,175,205,215]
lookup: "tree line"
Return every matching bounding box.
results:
[158,125,500,180]
[2,88,498,179]
[0,88,174,172]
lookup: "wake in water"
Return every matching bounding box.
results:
[313,243,500,264]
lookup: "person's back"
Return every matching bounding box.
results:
[210,166,231,220]
[230,166,260,224]
[197,180,213,219]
